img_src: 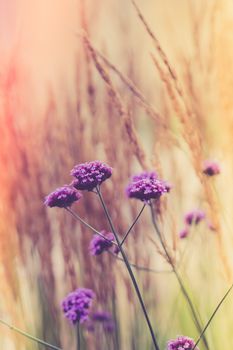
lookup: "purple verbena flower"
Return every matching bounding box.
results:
[44,186,82,208]
[184,210,205,226]
[103,319,115,332]
[89,231,115,256]
[71,161,112,191]
[61,288,95,325]
[85,320,95,332]
[167,335,198,350]
[86,311,115,333]
[92,311,112,322]
[126,171,170,202]
[203,160,220,176]
[179,228,189,239]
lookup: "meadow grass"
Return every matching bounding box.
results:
[1,1,233,349]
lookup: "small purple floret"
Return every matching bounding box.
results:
[126,171,170,202]
[130,171,158,182]
[167,335,198,350]
[71,161,112,191]
[184,210,205,226]
[179,228,189,239]
[44,186,82,208]
[86,311,115,333]
[61,288,95,325]
[92,311,112,322]
[89,231,115,256]
[203,160,220,176]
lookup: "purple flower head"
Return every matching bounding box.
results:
[126,171,170,202]
[61,288,95,325]
[44,186,82,208]
[92,311,112,322]
[179,228,189,239]
[85,321,95,332]
[203,160,220,176]
[71,161,112,191]
[184,210,205,226]
[86,311,115,333]
[89,231,115,256]
[103,320,115,332]
[167,335,198,350]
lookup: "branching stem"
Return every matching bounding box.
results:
[96,186,160,350]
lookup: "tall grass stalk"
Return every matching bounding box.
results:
[0,319,61,350]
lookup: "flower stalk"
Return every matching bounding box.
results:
[65,207,117,246]
[96,185,160,350]
[149,202,209,350]
[192,282,233,350]
[120,203,146,246]
[77,323,80,350]
[66,207,171,273]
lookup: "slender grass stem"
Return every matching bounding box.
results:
[120,204,146,246]
[0,319,61,350]
[192,282,233,350]
[149,202,210,350]
[96,186,160,350]
[65,207,117,246]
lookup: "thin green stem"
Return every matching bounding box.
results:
[96,186,160,350]
[192,282,233,350]
[149,203,210,350]
[0,319,61,350]
[77,322,80,350]
[112,288,120,350]
[120,204,146,246]
[65,207,117,246]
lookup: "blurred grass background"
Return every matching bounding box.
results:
[1,0,233,349]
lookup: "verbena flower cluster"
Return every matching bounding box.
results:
[44,160,222,346]
[71,161,112,191]
[167,335,198,350]
[185,210,205,226]
[203,160,220,176]
[89,231,115,256]
[44,186,82,208]
[179,228,189,239]
[178,161,221,239]
[126,171,170,202]
[87,311,115,333]
[179,210,205,239]
[61,288,95,325]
